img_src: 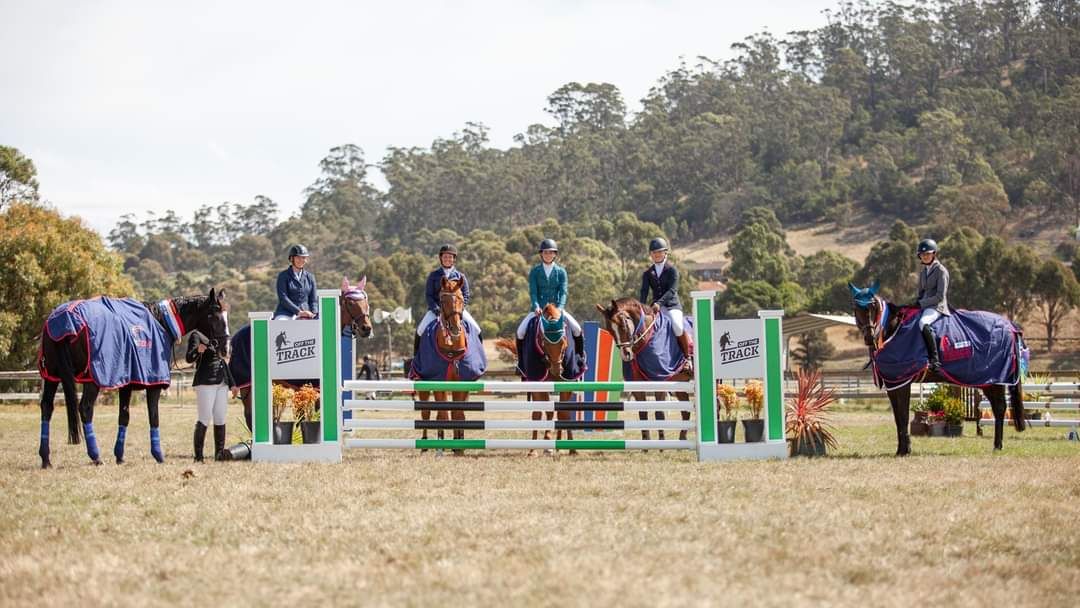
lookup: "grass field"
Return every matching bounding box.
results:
[1,400,1078,607]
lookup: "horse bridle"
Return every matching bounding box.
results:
[859,295,889,352]
[438,290,464,339]
[342,291,371,337]
[610,305,657,352]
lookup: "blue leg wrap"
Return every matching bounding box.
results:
[83,422,100,462]
[150,427,163,463]
[39,421,50,460]
[114,425,127,461]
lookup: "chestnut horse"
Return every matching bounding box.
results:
[850,282,1024,455]
[596,298,692,443]
[416,277,473,454]
[496,303,577,457]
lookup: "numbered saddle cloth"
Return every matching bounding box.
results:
[873,307,1022,387]
[516,315,586,381]
[409,319,487,381]
[42,297,173,388]
[622,312,693,381]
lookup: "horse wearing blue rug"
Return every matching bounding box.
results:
[408,277,486,453]
[850,282,1026,455]
[596,298,693,443]
[36,289,230,468]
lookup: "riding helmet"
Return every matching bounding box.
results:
[649,237,670,253]
[538,238,558,253]
[288,244,310,258]
[438,244,458,257]
[916,239,938,255]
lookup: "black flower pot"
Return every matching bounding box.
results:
[909,420,929,437]
[273,421,294,445]
[222,442,251,461]
[717,420,736,444]
[790,435,827,457]
[944,423,963,437]
[300,421,321,444]
[928,421,946,437]
[914,411,929,424]
[742,418,765,443]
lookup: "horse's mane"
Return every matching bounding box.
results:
[542,303,561,320]
[141,294,210,327]
[610,297,643,316]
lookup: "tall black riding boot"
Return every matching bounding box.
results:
[213,424,226,461]
[573,334,585,357]
[193,422,207,463]
[413,334,421,357]
[922,325,941,372]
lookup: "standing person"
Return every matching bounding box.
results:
[914,238,950,372]
[414,244,481,355]
[274,244,318,320]
[359,355,381,400]
[639,237,691,365]
[515,239,583,360]
[186,330,238,462]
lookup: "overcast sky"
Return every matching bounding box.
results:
[2,0,839,237]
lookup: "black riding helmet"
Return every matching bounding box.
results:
[288,244,310,259]
[916,239,938,256]
[649,237,669,253]
[538,238,558,253]
[438,244,458,258]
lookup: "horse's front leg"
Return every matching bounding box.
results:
[555,392,576,455]
[677,391,691,442]
[39,380,59,468]
[633,391,649,442]
[988,389,1006,451]
[434,391,448,452]
[417,390,431,447]
[654,391,668,441]
[529,393,540,458]
[114,386,132,464]
[889,387,911,456]
[146,387,164,462]
[451,391,467,456]
[78,383,102,465]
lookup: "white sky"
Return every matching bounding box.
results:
[2,0,839,236]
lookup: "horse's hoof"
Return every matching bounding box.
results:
[527,450,538,458]
[41,459,51,469]
[543,448,554,457]
[569,450,578,456]
[115,457,124,465]
[91,459,103,466]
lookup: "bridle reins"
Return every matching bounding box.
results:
[612,305,657,352]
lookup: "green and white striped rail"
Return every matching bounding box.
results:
[250,289,790,462]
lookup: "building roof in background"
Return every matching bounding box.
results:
[783,313,855,337]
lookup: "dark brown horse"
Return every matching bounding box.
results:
[496,303,577,457]
[596,298,692,442]
[850,282,1025,455]
[416,277,472,454]
[37,289,230,468]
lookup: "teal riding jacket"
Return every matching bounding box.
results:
[528,263,568,310]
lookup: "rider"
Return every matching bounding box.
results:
[639,237,691,365]
[273,244,318,320]
[414,244,480,356]
[914,238,950,372]
[515,239,584,363]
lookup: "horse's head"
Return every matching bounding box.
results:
[539,304,568,378]
[197,288,231,357]
[438,277,465,337]
[849,280,885,349]
[596,298,645,363]
[341,276,373,338]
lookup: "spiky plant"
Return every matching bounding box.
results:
[786,369,838,454]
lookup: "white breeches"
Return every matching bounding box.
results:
[194,384,229,426]
[516,309,582,339]
[663,307,685,336]
[918,308,940,330]
[417,309,479,336]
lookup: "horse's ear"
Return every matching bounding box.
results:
[342,277,350,292]
[216,288,226,303]
[208,287,216,304]
[357,276,367,291]
[595,303,607,316]
[611,299,618,311]
[848,282,859,296]
[869,280,880,295]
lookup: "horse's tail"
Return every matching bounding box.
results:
[494,337,516,357]
[1009,382,1026,432]
[43,335,82,445]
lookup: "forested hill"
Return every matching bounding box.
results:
[4,0,1080,369]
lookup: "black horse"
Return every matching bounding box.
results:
[849,282,1024,455]
[37,288,230,468]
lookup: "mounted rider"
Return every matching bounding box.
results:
[414,244,481,356]
[639,237,692,367]
[914,238,950,372]
[515,239,584,365]
[274,244,318,320]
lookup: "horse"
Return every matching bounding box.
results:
[495,303,583,457]
[411,277,486,455]
[37,288,230,468]
[849,281,1025,455]
[232,278,373,434]
[595,298,692,443]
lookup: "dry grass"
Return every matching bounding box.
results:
[1,401,1079,607]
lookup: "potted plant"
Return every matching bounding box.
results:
[742,380,765,443]
[715,383,738,443]
[925,385,948,437]
[293,383,321,444]
[272,384,295,445]
[785,369,837,457]
[910,398,929,436]
[943,396,965,437]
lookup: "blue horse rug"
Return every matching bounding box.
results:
[42,297,173,389]
[873,307,1022,387]
[517,315,587,381]
[229,324,252,389]
[622,311,692,381]
[409,319,487,381]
